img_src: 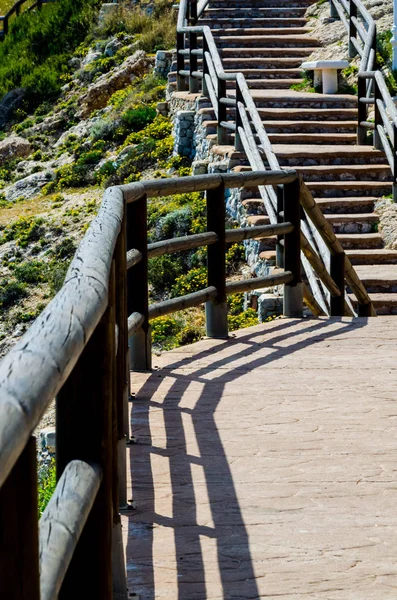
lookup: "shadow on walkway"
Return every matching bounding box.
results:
[125,317,369,599]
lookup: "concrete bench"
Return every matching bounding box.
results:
[301,60,349,94]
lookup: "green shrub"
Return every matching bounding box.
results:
[0,0,101,112]
[121,105,157,131]
[98,1,176,53]
[171,267,207,298]
[38,460,57,517]
[0,216,45,247]
[228,308,258,332]
[148,254,185,298]
[0,280,27,308]
[13,260,46,284]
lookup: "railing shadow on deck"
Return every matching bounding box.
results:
[126,316,370,600]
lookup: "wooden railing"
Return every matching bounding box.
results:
[0,169,374,600]
[330,0,397,200]
[0,0,54,38]
[176,0,376,317]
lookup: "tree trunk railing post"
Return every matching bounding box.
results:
[330,251,346,316]
[206,181,228,338]
[276,185,285,269]
[393,122,397,203]
[56,267,117,600]
[234,83,244,152]
[177,32,187,91]
[202,36,209,97]
[330,0,338,19]
[189,0,199,93]
[374,78,382,150]
[0,437,40,600]
[349,0,358,58]
[114,217,129,509]
[357,76,367,145]
[217,77,228,145]
[127,194,151,371]
[283,180,303,317]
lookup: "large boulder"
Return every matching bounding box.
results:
[0,88,27,129]
[4,170,55,202]
[0,135,31,163]
[78,50,151,118]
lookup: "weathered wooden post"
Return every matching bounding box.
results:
[206,180,228,338]
[56,267,117,599]
[373,77,382,150]
[202,36,209,97]
[114,216,129,508]
[234,84,244,152]
[177,32,187,91]
[0,437,40,600]
[330,251,346,316]
[283,179,303,317]
[349,0,358,58]
[357,76,367,145]
[217,76,228,145]
[127,193,151,371]
[189,0,199,93]
[276,185,285,269]
[330,0,338,19]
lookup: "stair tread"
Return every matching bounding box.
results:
[354,265,397,283]
[272,144,383,156]
[307,180,391,188]
[295,164,390,172]
[325,213,378,222]
[212,27,314,35]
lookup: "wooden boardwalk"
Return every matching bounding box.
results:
[123,317,397,599]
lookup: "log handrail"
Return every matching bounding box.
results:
[330,0,397,198]
[176,0,375,317]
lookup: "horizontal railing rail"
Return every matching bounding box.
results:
[175,0,375,318]
[331,0,397,199]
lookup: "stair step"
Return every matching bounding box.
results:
[259,250,277,262]
[246,89,357,109]
[220,47,318,58]
[336,233,383,249]
[211,27,313,36]
[294,164,392,180]
[273,144,386,166]
[258,108,358,121]
[213,35,320,48]
[357,293,397,314]
[199,18,310,28]
[232,79,305,89]
[307,180,392,197]
[262,120,357,133]
[353,265,397,293]
[326,213,378,233]
[221,57,313,69]
[206,8,308,16]
[347,249,397,265]
[268,133,357,144]
[209,0,315,8]
[315,197,377,214]
[247,215,271,226]
[224,68,303,79]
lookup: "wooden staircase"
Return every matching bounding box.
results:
[172,0,397,314]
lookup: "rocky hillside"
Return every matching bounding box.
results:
[307,0,393,62]
[0,1,260,359]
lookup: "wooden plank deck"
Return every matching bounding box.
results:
[123,317,397,599]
